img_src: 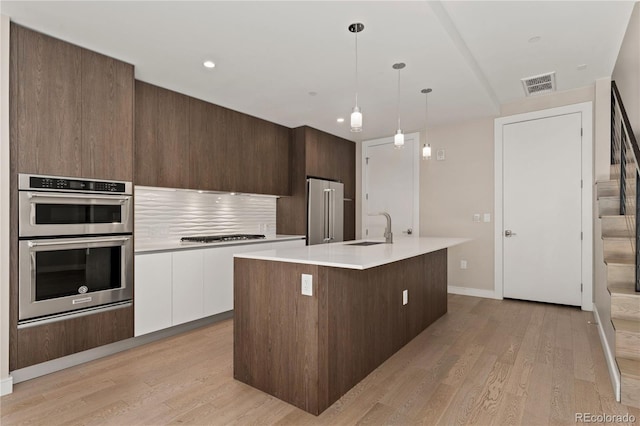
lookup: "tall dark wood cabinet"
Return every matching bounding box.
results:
[277,126,356,241]
[81,49,134,181]
[12,24,134,180]
[13,24,83,177]
[9,23,134,370]
[135,81,190,188]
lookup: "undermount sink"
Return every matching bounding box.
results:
[347,241,386,246]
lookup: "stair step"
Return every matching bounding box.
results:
[613,318,640,361]
[603,237,635,258]
[607,262,635,287]
[601,215,635,238]
[610,285,640,321]
[605,255,636,266]
[618,357,640,408]
[599,197,622,217]
[598,180,620,198]
[610,163,639,179]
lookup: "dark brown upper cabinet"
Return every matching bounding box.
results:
[135,81,190,188]
[304,127,355,199]
[11,24,134,181]
[135,81,290,195]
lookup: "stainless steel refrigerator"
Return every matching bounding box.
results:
[307,178,344,245]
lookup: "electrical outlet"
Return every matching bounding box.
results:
[473,213,481,223]
[402,289,408,305]
[301,274,313,296]
[460,260,468,269]
[483,213,491,223]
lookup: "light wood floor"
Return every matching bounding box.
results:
[2,295,639,425]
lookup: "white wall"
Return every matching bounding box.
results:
[0,14,12,395]
[612,2,640,143]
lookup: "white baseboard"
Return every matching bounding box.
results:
[1,375,13,396]
[448,285,500,300]
[593,304,620,402]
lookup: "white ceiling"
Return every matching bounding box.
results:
[1,1,635,142]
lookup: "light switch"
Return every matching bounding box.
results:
[436,149,446,161]
[483,213,491,223]
[473,213,481,223]
[460,260,468,269]
[301,274,313,296]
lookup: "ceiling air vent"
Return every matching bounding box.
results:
[521,72,556,96]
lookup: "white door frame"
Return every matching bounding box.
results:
[361,132,420,238]
[494,102,593,311]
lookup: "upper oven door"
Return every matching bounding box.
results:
[19,191,133,237]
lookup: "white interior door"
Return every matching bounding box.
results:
[363,133,419,240]
[503,113,582,306]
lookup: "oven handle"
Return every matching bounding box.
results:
[28,236,130,247]
[28,192,130,203]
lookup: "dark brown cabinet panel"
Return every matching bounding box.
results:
[81,49,134,181]
[305,127,355,199]
[189,98,237,191]
[15,306,134,369]
[12,24,134,180]
[188,97,290,195]
[135,81,190,188]
[14,24,82,177]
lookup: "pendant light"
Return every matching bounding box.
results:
[421,88,432,159]
[349,23,364,132]
[393,63,406,148]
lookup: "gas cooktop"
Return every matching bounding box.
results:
[180,234,266,243]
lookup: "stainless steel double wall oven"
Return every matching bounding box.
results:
[18,174,133,326]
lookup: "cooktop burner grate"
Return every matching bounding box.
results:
[180,234,266,243]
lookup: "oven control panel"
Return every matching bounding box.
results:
[25,176,128,194]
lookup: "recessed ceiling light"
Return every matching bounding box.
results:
[308,91,318,96]
[203,60,216,69]
[528,36,541,43]
[337,118,345,123]
[577,64,588,71]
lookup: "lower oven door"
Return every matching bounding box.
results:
[19,235,133,322]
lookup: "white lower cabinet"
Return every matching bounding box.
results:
[172,250,204,326]
[134,252,172,336]
[135,238,306,336]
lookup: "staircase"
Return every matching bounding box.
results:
[598,174,640,408]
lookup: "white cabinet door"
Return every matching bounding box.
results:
[172,250,204,325]
[203,246,238,316]
[134,253,172,336]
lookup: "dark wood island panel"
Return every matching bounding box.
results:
[233,249,447,415]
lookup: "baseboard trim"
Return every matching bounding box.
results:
[593,304,621,402]
[11,310,233,385]
[1,375,13,395]
[448,285,500,300]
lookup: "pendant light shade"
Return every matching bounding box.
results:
[349,23,364,133]
[421,88,433,159]
[393,63,406,148]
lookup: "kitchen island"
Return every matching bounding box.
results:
[233,237,468,415]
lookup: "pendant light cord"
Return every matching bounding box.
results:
[396,69,401,129]
[355,29,359,107]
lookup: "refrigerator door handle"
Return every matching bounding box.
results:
[323,189,331,242]
[329,189,336,241]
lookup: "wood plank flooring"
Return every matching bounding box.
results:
[2,295,639,425]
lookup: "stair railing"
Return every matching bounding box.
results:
[611,81,640,292]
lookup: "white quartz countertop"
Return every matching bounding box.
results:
[135,234,305,254]
[234,237,470,270]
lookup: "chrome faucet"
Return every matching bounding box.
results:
[369,212,393,243]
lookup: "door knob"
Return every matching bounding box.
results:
[505,230,517,237]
